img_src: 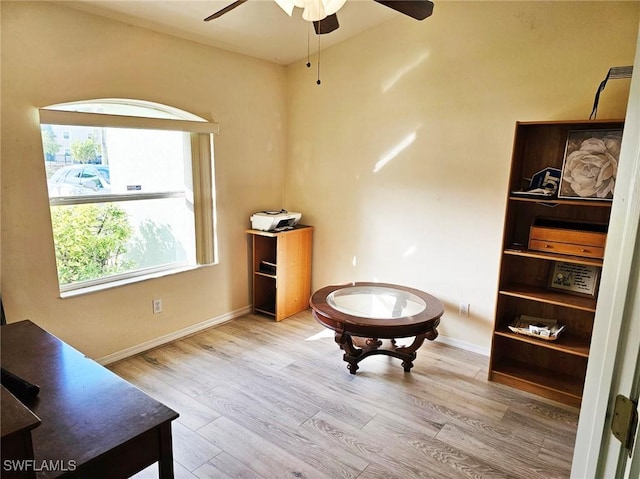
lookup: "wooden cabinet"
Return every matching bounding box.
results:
[489,119,624,407]
[247,226,313,321]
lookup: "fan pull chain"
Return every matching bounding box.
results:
[316,30,321,85]
[306,22,311,68]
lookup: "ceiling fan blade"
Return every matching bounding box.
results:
[204,0,248,21]
[313,13,339,35]
[374,0,434,21]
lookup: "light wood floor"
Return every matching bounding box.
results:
[109,311,579,479]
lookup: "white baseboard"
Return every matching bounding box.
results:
[97,306,489,365]
[436,334,490,357]
[97,305,252,365]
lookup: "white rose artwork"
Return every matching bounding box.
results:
[559,129,623,200]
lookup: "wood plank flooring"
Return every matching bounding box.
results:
[108,311,579,479]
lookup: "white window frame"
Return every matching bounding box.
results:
[39,100,219,296]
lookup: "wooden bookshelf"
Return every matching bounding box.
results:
[488,119,623,407]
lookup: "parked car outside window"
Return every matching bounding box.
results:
[48,164,110,197]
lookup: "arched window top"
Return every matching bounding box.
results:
[43,99,208,122]
[40,99,218,135]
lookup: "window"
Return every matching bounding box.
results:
[39,99,218,295]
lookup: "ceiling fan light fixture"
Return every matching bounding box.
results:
[302,1,325,21]
[300,0,347,21]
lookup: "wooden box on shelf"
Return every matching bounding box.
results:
[488,119,623,408]
[247,225,313,321]
[528,217,607,259]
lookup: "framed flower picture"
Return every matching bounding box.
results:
[558,129,623,200]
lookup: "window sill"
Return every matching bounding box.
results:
[59,264,212,299]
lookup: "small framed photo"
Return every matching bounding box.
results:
[548,262,600,298]
[558,129,623,201]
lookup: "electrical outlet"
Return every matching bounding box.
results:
[153,299,162,314]
[459,302,470,317]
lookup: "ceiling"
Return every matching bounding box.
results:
[67,0,402,65]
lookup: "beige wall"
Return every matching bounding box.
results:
[1,1,287,358]
[285,1,639,351]
[1,1,638,359]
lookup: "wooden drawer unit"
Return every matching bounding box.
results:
[529,218,607,259]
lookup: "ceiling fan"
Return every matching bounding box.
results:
[204,0,434,35]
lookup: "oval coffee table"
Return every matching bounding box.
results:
[309,282,444,374]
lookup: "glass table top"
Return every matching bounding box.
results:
[326,285,427,319]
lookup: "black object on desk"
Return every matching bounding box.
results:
[1,368,40,402]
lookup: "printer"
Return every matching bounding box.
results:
[250,210,302,232]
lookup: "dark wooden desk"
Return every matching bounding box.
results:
[1,320,179,478]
